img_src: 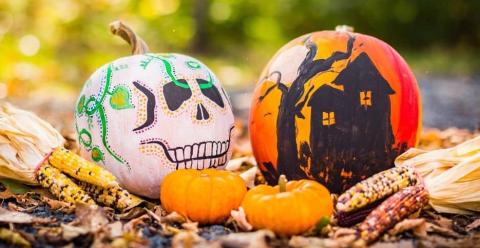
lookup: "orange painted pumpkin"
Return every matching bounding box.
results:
[160,169,247,224]
[249,27,421,194]
[241,175,333,236]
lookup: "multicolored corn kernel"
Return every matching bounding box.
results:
[75,180,143,211]
[358,184,429,243]
[37,163,96,205]
[48,147,118,188]
[336,166,418,213]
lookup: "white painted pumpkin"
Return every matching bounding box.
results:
[74,22,234,198]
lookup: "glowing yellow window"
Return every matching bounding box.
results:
[322,112,335,126]
[360,90,372,107]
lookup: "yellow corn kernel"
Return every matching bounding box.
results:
[336,166,418,213]
[37,163,96,205]
[75,180,143,211]
[48,147,117,188]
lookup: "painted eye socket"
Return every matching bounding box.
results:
[197,78,224,108]
[163,79,193,111]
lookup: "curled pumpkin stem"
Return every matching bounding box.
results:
[278,175,287,193]
[110,20,149,55]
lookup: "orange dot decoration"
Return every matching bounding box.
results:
[249,26,421,194]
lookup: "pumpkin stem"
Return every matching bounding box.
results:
[110,20,150,55]
[278,175,287,193]
[335,25,354,33]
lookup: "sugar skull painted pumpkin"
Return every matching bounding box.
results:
[249,26,421,194]
[75,21,234,198]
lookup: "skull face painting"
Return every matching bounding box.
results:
[75,53,234,198]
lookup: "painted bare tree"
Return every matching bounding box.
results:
[259,34,356,183]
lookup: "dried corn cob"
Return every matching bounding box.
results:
[37,163,96,205]
[336,166,418,213]
[358,184,429,243]
[335,201,381,227]
[75,180,143,211]
[48,147,118,188]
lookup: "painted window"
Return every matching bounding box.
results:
[360,90,372,107]
[322,112,335,126]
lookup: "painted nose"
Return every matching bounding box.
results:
[196,103,209,120]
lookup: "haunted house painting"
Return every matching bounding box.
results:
[308,52,396,193]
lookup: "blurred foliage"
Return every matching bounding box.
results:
[0,0,479,99]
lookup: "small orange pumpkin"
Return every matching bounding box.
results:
[160,169,247,224]
[241,175,333,236]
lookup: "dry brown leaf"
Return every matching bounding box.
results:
[0,207,51,224]
[424,211,453,229]
[123,214,149,232]
[388,218,427,238]
[171,231,205,248]
[289,236,348,248]
[226,156,256,172]
[74,204,110,232]
[466,218,480,232]
[240,166,257,188]
[61,223,89,241]
[215,230,275,248]
[230,207,253,231]
[182,222,199,233]
[425,222,462,238]
[145,208,162,224]
[331,227,357,239]
[42,196,74,213]
[115,207,146,220]
[163,211,187,224]
[108,221,124,238]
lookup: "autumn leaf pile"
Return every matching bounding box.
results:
[0,119,477,247]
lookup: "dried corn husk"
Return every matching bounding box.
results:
[0,103,64,184]
[395,135,480,214]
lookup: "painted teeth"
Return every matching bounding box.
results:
[175,154,229,170]
[184,145,191,160]
[144,127,234,170]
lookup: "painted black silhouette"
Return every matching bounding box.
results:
[258,34,356,184]
[307,84,350,189]
[307,52,396,193]
[257,35,409,193]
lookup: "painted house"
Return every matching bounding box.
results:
[307,52,396,192]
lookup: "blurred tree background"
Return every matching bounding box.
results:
[0,0,479,128]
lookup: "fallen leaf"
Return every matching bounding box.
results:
[123,214,149,232]
[171,231,205,248]
[424,210,453,229]
[230,207,253,231]
[0,208,51,224]
[0,228,31,247]
[332,227,357,239]
[226,156,256,172]
[425,222,462,238]
[388,218,427,238]
[42,196,74,213]
[145,208,162,224]
[74,203,109,232]
[61,223,89,241]
[181,222,199,233]
[466,218,480,232]
[215,230,275,248]
[240,166,257,188]
[116,207,146,220]
[163,211,187,224]
[0,179,31,194]
[108,221,124,238]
